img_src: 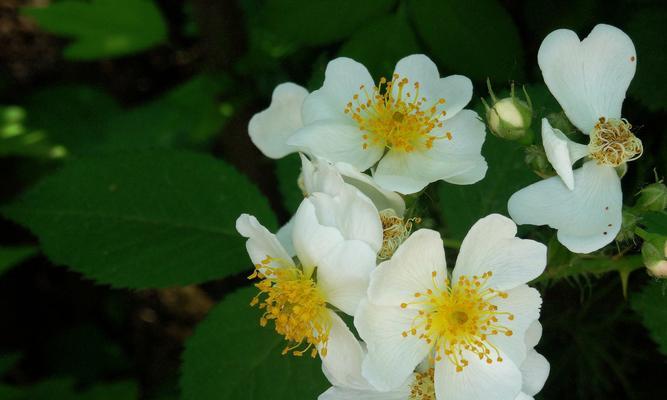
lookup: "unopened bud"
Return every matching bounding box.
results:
[642,234,667,278]
[616,209,639,243]
[482,80,533,141]
[636,182,667,212]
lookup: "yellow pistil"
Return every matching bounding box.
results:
[379,209,421,260]
[409,368,436,400]
[400,271,514,372]
[249,257,331,358]
[588,117,643,167]
[344,74,451,152]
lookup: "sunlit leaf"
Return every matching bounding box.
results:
[180,287,328,400]
[22,0,167,60]
[3,151,276,288]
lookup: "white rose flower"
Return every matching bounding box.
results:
[287,54,487,194]
[319,323,549,400]
[354,214,546,400]
[508,24,642,254]
[235,184,382,378]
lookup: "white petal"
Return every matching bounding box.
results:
[336,162,406,216]
[508,160,622,253]
[487,285,542,366]
[525,321,543,349]
[392,55,473,120]
[235,214,292,266]
[319,385,409,400]
[302,57,375,125]
[293,198,345,275]
[355,300,432,391]
[308,189,383,253]
[541,118,589,190]
[248,82,308,158]
[515,393,535,400]
[538,24,636,133]
[374,150,483,194]
[520,350,550,396]
[317,240,377,315]
[367,229,447,307]
[300,154,347,197]
[288,120,383,171]
[320,311,369,390]
[453,214,547,290]
[433,75,473,120]
[436,347,522,400]
[275,217,296,258]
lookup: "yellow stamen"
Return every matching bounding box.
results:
[249,258,331,358]
[344,74,451,153]
[588,117,643,167]
[401,271,514,372]
[379,209,421,260]
[409,368,436,400]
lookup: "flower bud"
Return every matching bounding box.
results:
[636,182,667,212]
[482,80,533,141]
[616,208,639,242]
[642,234,667,278]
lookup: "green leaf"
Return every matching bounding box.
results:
[101,75,229,151]
[181,287,329,400]
[275,153,302,214]
[438,134,537,240]
[628,7,667,111]
[75,381,138,400]
[0,246,37,276]
[23,76,229,156]
[339,13,420,78]
[3,151,276,288]
[631,281,667,355]
[408,0,524,81]
[23,85,122,155]
[22,0,167,60]
[259,0,396,47]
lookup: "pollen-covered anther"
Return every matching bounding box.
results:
[409,368,436,400]
[249,259,331,358]
[401,271,514,372]
[589,117,643,167]
[343,74,450,152]
[378,209,421,260]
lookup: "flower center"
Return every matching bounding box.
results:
[344,74,451,153]
[379,209,420,260]
[249,257,331,358]
[400,271,514,372]
[588,117,643,167]
[409,368,435,400]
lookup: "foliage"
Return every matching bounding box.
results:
[180,287,328,400]
[22,0,167,60]
[3,151,275,288]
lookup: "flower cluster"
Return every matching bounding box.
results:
[235,23,644,399]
